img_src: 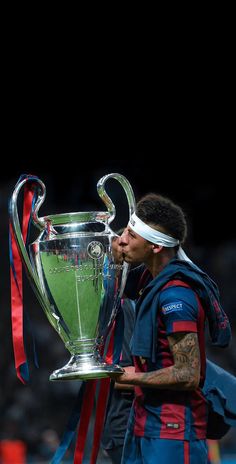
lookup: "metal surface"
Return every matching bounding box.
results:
[9,174,136,380]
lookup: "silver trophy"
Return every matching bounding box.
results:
[9,173,135,380]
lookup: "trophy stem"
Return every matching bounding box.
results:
[65,338,100,355]
[49,337,124,381]
[49,352,124,381]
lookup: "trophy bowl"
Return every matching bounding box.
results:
[9,173,135,381]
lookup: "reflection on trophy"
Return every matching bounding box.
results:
[9,173,135,381]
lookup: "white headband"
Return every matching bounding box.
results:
[128,213,179,247]
[128,213,192,263]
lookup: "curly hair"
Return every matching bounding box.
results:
[136,193,187,244]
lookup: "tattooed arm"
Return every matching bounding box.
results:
[115,332,201,391]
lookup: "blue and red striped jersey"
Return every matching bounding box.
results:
[130,280,208,441]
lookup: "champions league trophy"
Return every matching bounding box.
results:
[9,173,135,381]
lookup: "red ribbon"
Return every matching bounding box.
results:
[73,322,116,464]
[10,183,35,383]
[89,323,116,464]
[73,380,97,463]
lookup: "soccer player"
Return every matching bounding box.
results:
[113,193,231,464]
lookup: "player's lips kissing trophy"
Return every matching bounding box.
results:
[9,173,135,381]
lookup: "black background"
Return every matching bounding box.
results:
[0,156,234,245]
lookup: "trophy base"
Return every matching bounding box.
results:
[49,354,124,381]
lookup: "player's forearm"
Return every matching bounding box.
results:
[115,364,199,391]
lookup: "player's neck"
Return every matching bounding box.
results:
[148,248,175,278]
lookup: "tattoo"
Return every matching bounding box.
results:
[120,332,201,391]
[168,332,201,388]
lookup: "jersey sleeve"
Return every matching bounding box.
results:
[159,285,199,335]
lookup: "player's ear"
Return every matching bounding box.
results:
[151,244,163,254]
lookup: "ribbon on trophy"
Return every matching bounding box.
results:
[9,174,40,383]
[76,306,124,464]
[51,305,124,464]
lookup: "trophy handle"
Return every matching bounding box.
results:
[97,173,136,224]
[97,173,136,298]
[9,175,49,313]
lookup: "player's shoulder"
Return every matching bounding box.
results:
[160,280,198,309]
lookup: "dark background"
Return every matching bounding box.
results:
[0,157,234,245]
[0,159,235,462]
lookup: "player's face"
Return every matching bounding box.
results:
[119,227,153,264]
